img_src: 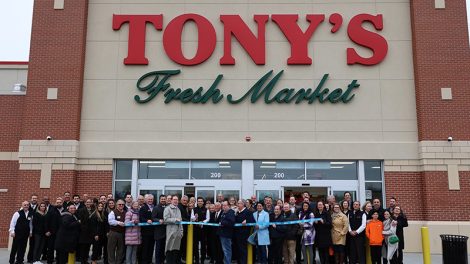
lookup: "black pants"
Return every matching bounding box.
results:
[317,246,329,264]
[268,238,284,264]
[397,248,403,264]
[141,235,155,264]
[46,234,56,264]
[79,243,91,264]
[33,234,46,262]
[194,227,206,264]
[102,235,109,264]
[370,245,381,264]
[91,237,103,261]
[181,226,188,260]
[236,235,248,264]
[155,238,166,264]
[166,250,181,264]
[27,234,34,262]
[296,235,302,263]
[349,235,365,264]
[9,235,28,264]
[56,249,69,264]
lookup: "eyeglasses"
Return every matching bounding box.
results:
[117,204,124,206]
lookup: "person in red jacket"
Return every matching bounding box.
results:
[366,212,384,264]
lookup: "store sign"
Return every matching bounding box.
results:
[113,13,388,104]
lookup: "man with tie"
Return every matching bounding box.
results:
[152,195,167,264]
[139,194,156,264]
[27,194,38,263]
[235,199,255,264]
[211,202,223,264]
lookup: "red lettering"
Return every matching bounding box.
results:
[113,15,163,65]
[219,15,269,65]
[271,14,325,65]
[163,14,216,66]
[346,14,388,66]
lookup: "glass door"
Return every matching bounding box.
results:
[164,186,184,198]
[196,187,215,203]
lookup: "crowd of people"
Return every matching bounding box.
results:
[9,191,408,264]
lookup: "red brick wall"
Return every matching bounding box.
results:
[0,96,24,151]
[410,0,470,140]
[384,171,424,220]
[21,0,88,140]
[0,161,20,247]
[76,171,113,198]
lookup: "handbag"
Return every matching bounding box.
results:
[248,231,258,245]
[388,235,399,245]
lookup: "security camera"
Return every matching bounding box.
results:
[46,136,52,141]
[447,136,453,142]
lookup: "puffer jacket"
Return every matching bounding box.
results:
[125,209,141,245]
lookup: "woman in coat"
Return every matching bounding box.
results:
[268,205,286,264]
[314,201,332,264]
[90,202,107,264]
[55,204,81,264]
[331,203,349,264]
[299,202,315,264]
[164,195,184,264]
[382,210,398,263]
[78,199,94,264]
[253,203,270,264]
[32,202,47,264]
[125,201,141,264]
[392,206,408,264]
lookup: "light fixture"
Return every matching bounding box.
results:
[12,83,26,92]
[330,166,344,169]
[371,166,381,169]
[261,161,276,165]
[330,161,354,165]
[141,161,165,164]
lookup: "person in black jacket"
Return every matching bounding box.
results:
[9,201,32,264]
[152,195,167,264]
[348,201,367,264]
[139,194,156,264]
[269,205,287,264]
[178,195,190,262]
[55,204,81,264]
[235,199,255,264]
[192,197,208,264]
[282,203,298,264]
[210,203,223,264]
[78,199,94,264]
[90,202,107,264]
[314,201,333,264]
[218,201,236,264]
[45,197,64,264]
[32,203,48,263]
[392,206,408,264]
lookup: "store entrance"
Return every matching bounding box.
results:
[283,186,329,204]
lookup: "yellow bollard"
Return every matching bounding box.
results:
[186,224,194,264]
[67,252,75,264]
[247,240,253,264]
[421,227,431,264]
[366,239,372,264]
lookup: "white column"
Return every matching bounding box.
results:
[241,160,254,199]
[358,160,366,204]
[131,160,139,198]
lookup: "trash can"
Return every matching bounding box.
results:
[440,234,468,264]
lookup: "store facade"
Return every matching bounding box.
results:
[0,0,469,253]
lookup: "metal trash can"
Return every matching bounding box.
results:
[440,234,468,264]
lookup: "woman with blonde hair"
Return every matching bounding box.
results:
[90,202,107,264]
[331,203,349,264]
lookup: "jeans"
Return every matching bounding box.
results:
[219,236,232,264]
[126,245,138,264]
[256,245,267,264]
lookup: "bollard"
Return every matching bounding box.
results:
[247,241,253,264]
[366,238,372,264]
[186,224,194,264]
[421,227,431,264]
[68,252,75,264]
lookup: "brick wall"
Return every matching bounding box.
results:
[0,161,20,247]
[0,96,24,151]
[411,0,470,140]
[384,171,424,220]
[76,170,113,198]
[21,0,88,140]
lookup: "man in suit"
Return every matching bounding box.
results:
[210,202,223,264]
[193,197,208,264]
[218,201,236,264]
[235,199,255,264]
[44,197,63,264]
[178,195,190,262]
[152,195,167,264]
[139,194,156,264]
[10,201,32,264]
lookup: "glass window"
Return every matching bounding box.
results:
[306,161,357,180]
[164,188,183,198]
[139,161,189,179]
[114,181,131,200]
[196,189,215,203]
[364,161,382,181]
[256,190,280,203]
[365,182,383,202]
[115,160,132,180]
[139,189,163,203]
[254,160,305,180]
[333,190,357,204]
[216,190,240,202]
[191,160,242,180]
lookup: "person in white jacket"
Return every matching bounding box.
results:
[382,210,398,263]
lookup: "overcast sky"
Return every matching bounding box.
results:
[0,0,468,61]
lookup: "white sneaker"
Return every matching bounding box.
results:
[33,261,42,264]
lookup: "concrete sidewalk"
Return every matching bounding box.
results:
[0,248,447,264]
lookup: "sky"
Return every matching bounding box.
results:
[0,0,468,61]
